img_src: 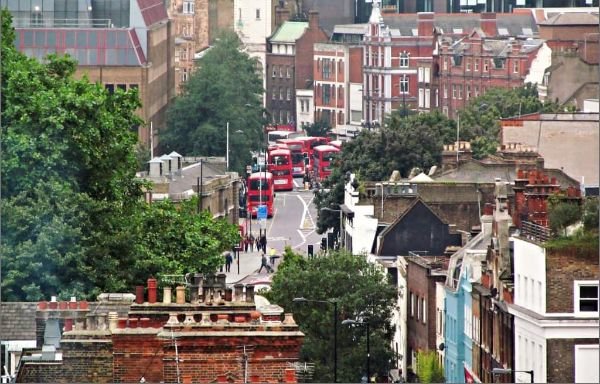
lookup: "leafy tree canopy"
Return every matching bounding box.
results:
[457,83,563,158]
[304,119,332,138]
[265,249,397,383]
[0,12,239,301]
[161,30,265,173]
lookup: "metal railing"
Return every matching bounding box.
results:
[13,18,112,28]
[520,220,551,243]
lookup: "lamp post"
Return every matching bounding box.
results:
[492,368,534,383]
[342,318,371,382]
[320,207,343,249]
[293,297,339,383]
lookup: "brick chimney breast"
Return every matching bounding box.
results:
[308,10,319,31]
[480,12,497,37]
[276,7,290,28]
[417,12,435,37]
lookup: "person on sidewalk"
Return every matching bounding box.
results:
[269,247,278,266]
[258,253,273,273]
[249,234,255,252]
[225,252,233,272]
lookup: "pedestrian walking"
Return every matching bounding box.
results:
[260,234,267,253]
[244,236,249,252]
[255,237,260,252]
[225,252,233,272]
[257,253,273,273]
[249,234,255,252]
[269,247,278,265]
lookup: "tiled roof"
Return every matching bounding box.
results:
[382,13,537,37]
[0,303,37,340]
[539,12,599,26]
[270,22,308,43]
[137,0,169,27]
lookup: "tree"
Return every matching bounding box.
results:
[304,119,332,137]
[265,249,397,383]
[161,30,265,173]
[457,84,563,158]
[548,194,582,236]
[415,350,444,383]
[314,110,451,234]
[0,12,239,301]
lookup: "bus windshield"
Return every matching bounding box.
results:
[249,179,270,190]
[270,155,289,165]
[291,152,305,164]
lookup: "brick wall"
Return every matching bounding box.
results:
[546,338,598,383]
[545,246,599,313]
[266,54,296,124]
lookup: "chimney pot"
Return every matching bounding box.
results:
[147,278,158,304]
[135,285,145,304]
[78,300,89,310]
[176,286,186,304]
[117,318,128,329]
[59,301,68,310]
[64,318,74,332]
[163,287,172,304]
[245,285,255,303]
[86,314,96,331]
[128,318,139,329]
[108,312,119,331]
[140,317,151,328]
[38,301,48,310]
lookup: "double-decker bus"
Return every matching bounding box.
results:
[267,130,302,145]
[312,145,340,182]
[246,172,275,218]
[296,136,331,168]
[276,138,306,177]
[267,148,293,191]
[330,140,343,150]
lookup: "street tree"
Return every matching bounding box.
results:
[0,12,239,301]
[161,30,265,173]
[457,84,563,158]
[265,249,397,383]
[304,119,332,137]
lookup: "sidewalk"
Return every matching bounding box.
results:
[221,248,281,285]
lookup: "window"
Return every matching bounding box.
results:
[272,65,277,78]
[256,8,261,19]
[425,89,430,109]
[452,84,457,99]
[286,88,291,101]
[416,295,421,320]
[513,60,519,73]
[466,85,471,100]
[280,87,284,100]
[410,292,415,317]
[422,298,427,324]
[424,67,430,83]
[483,59,489,72]
[322,59,331,79]
[474,59,479,72]
[418,88,424,107]
[323,84,331,105]
[575,281,599,315]
[474,85,479,97]
[493,58,505,69]
[183,0,194,14]
[280,66,284,78]
[443,84,448,99]
[272,89,276,100]
[400,52,409,68]
[300,99,305,112]
[287,66,291,78]
[443,58,448,71]
[400,75,409,93]
[458,85,463,99]
[466,58,471,72]
[418,67,424,82]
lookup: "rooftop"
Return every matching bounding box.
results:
[538,11,599,26]
[270,21,309,43]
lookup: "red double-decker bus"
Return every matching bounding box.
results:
[312,145,340,181]
[246,172,275,218]
[276,139,306,177]
[267,148,293,191]
[296,136,331,169]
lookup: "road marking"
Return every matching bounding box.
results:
[293,179,300,188]
[296,229,306,242]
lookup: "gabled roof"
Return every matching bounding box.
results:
[136,0,169,27]
[270,22,309,43]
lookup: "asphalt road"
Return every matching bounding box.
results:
[241,177,322,256]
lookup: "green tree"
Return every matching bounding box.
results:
[314,110,451,234]
[304,119,332,137]
[582,197,599,231]
[548,195,582,236]
[265,250,397,383]
[458,84,563,158]
[415,350,445,383]
[161,30,265,173]
[0,12,239,301]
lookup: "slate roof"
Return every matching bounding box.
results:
[168,161,228,195]
[270,22,309,43]
[1,303,38,340]
[382,13,538,37]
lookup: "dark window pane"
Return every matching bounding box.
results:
[105,84,114,94]
[580,299,598,312]
[580,285,599,298]
[117,84,126,91]
[129,84,139,90]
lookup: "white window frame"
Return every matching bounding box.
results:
[400,75,409,94]
[410,292,415,317]
[416,295,421,320]
[255,8,261,20]
[418,67,424,82]
[425,89,430,109]
[474,59,479,72]
[424,67,430,83]
[183,0,194,14]
[418,88,424,108]
[513,59,519,73]
[400,52,409,68]
[466,58,471,72]
[422,298,427,324]
[574,280,599,316]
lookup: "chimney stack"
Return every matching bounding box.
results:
[308,10,319,31]
[275,7,290,28]
[417,12,434,37]
[480,12,497,37]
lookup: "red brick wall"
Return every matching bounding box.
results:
[545,246,599,313]
[349,47,363,83]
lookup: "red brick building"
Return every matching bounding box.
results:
[266,9,328,127]
[16,276,304,383]
[405,256,449,370]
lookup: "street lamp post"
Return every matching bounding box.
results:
[492,368,534,383]
[293,297,339,383]
[320,207,343,249]
[342,318,370,382]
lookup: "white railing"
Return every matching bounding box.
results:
[13,18,112,28]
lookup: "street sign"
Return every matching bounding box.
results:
[257,205,267,219]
